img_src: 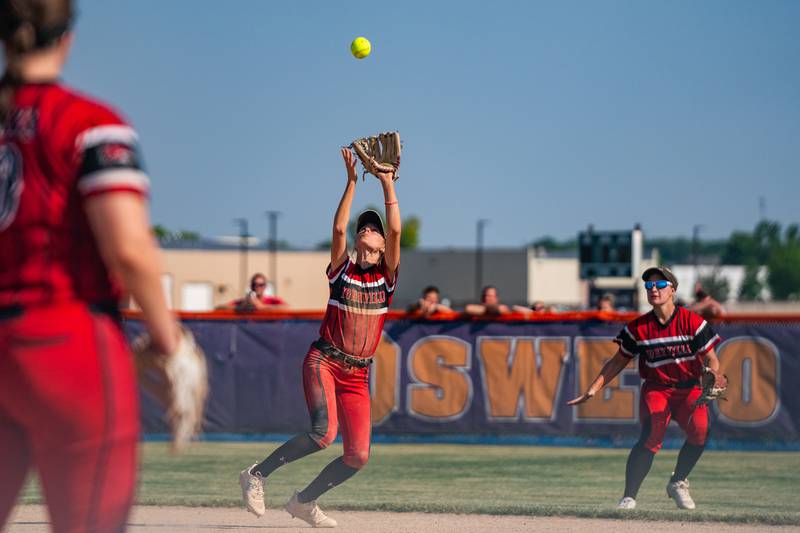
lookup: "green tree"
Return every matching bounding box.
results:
[152,225,201,243]
[786,223,800,246]
[647,237,727,264]
[400,215,420,249]
[767,242,800,300]
[721,231,758,264]
[698,269,730,302]
[175,230,200,242]
[153,224,170,240]
[738,262,764,301]
[531,236,577,252]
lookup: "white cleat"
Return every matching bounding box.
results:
[617,496,637,510]
[285,491,338,528]
[666,479,696,510]
[239,463,266,517]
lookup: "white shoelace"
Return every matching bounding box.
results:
[308,502,328,523]
[249,475,264,497]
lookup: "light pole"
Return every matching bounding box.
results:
[265,211,281,295]
[233,218,249,295]
[476,219,489,300]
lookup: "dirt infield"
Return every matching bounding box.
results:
[7,505,798,533]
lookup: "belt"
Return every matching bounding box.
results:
[0,301,120,322]
[312,339,373,368]
[648,379,699,389]
[88,301,122,322]
[0,305,23,320]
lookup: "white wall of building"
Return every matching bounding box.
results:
[670,264,770,303]
[527,252,583,307]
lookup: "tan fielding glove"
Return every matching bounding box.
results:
[350,131,401,181]
[693,366,728,409]
[133,326,209,452]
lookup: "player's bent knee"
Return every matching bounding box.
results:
[308,429,336,449]
[643,440,664,453]
[687,434,708,447]
[343,450,370,469]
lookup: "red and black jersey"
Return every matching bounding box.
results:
[615,306,721,386]
[0,82,149,308]
[319,257,397,358]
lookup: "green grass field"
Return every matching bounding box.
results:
[19,442,800,525]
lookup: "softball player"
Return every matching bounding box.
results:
[0,1,180,531]
[239,147,400,528]
[568,267,721,510]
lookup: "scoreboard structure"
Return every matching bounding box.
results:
[579,226,646,311]
[578,226,643,280]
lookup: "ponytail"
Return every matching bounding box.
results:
[0,23,37,123]
[0,0,74,122]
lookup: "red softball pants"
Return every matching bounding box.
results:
[639,381,709,453]
[302,347,371,469]
[0,302,139,533]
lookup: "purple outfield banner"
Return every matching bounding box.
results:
[124,318,799,442]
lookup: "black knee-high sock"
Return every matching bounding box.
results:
[252,434,322,477]
[670,442,705,482]
[623,444,656,498]
[297,457,360,503]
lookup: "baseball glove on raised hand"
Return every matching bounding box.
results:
[350,131,401,181]
[132,326,209,452]
[693,366,728,409]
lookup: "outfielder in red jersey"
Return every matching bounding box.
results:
[239,147,401,528]
[568,266,721,511]
[0,2,180,532]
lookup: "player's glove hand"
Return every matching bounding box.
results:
[693,366,728,409]
[132,326,209,452]
[350,131,401,181]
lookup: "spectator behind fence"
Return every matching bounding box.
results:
[407,286,453,317]
[221,273,286,311]
[597,293,616,312]
[512,300,559,316]
[465,285,510,316]
[688,282,725,319]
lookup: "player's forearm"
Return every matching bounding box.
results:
[333,181,356,236]
[249,296,268,310]
[381,180,401,237]
[704,349,720,372]
[586,353,629,396]
[115,247,177,355]
[464,304,486,315]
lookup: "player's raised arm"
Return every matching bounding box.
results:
[331,148,358,271]
[376,169,400,280]
[566,349,631,405]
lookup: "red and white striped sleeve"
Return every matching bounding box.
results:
[73,105,150,199]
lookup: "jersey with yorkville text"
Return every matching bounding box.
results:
[319,257,397,358]
[0,83,149,307]
[614,306,721,386]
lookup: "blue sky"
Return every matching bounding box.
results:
[62,1,799,248]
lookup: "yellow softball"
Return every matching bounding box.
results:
[350,37,371,59]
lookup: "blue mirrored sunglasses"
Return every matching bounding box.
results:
[644,280,672,290]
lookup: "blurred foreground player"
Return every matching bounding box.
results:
[0,1,184,531]
[568,267,722,510]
